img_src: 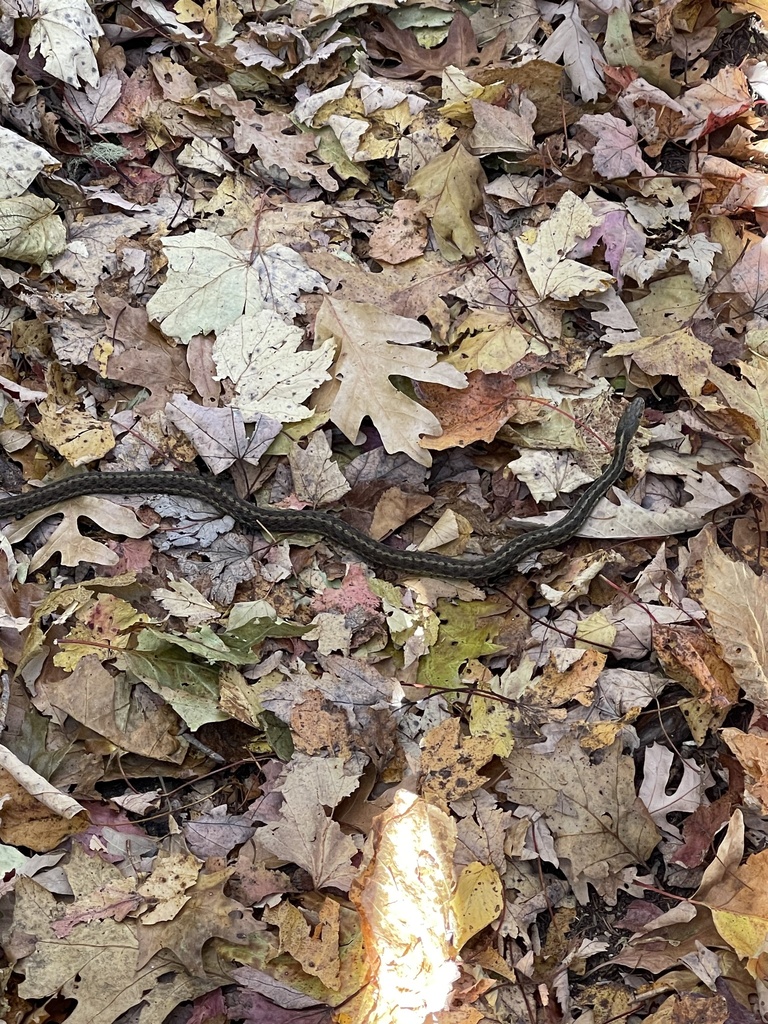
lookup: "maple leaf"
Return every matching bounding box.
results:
[213,309,335,423]
[468,94,536,156]
[137,867,261,976]
[502,737,660,901]
[579,113,655,178]
[204,91,337,191]
[420,717,495,811]
[314,296,466,466]
[263,898,341,989]
[366,12,481,80]
[46,655,186,762]
[681,67,753,142]
[165,393,281,472]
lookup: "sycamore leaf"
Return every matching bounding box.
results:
[315,296,466,466]
[165,394,281,472]
[254,755,362,890]
[501,737,660,902]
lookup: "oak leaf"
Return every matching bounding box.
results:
[3,495,153,571]
[315,296,466,466]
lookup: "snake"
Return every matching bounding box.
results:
[0,398,644,582]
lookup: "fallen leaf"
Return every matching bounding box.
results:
[408,143,485,260]
[501,737,660,901]
[315,296,466,466]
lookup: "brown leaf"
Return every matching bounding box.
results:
[137,867,261,977]
[419,370,523,450]
[408,144,485,261]
[366,13,480,81]
[45,655,186,763]
[501,737,660,901]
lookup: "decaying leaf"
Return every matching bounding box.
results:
[3,2,768,1020]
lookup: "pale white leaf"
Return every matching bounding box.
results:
[0,195,66,265]
[214,309,334,423]
[147,231,326,343]
[0,127,60,200]
[512,449,594,502]
[468,95,536,155]
[288,431,350,506]
[152,577,220,626]
[27,0,103,87]
[517,192,614,300]
[539,1,605,102]
[165,394,280,472]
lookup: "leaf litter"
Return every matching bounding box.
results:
[0,2,768,1023]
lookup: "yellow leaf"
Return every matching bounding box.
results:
[451,862,503,949]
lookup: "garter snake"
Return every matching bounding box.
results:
[0,398,644,581]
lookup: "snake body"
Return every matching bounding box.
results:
[0,398,644,581]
